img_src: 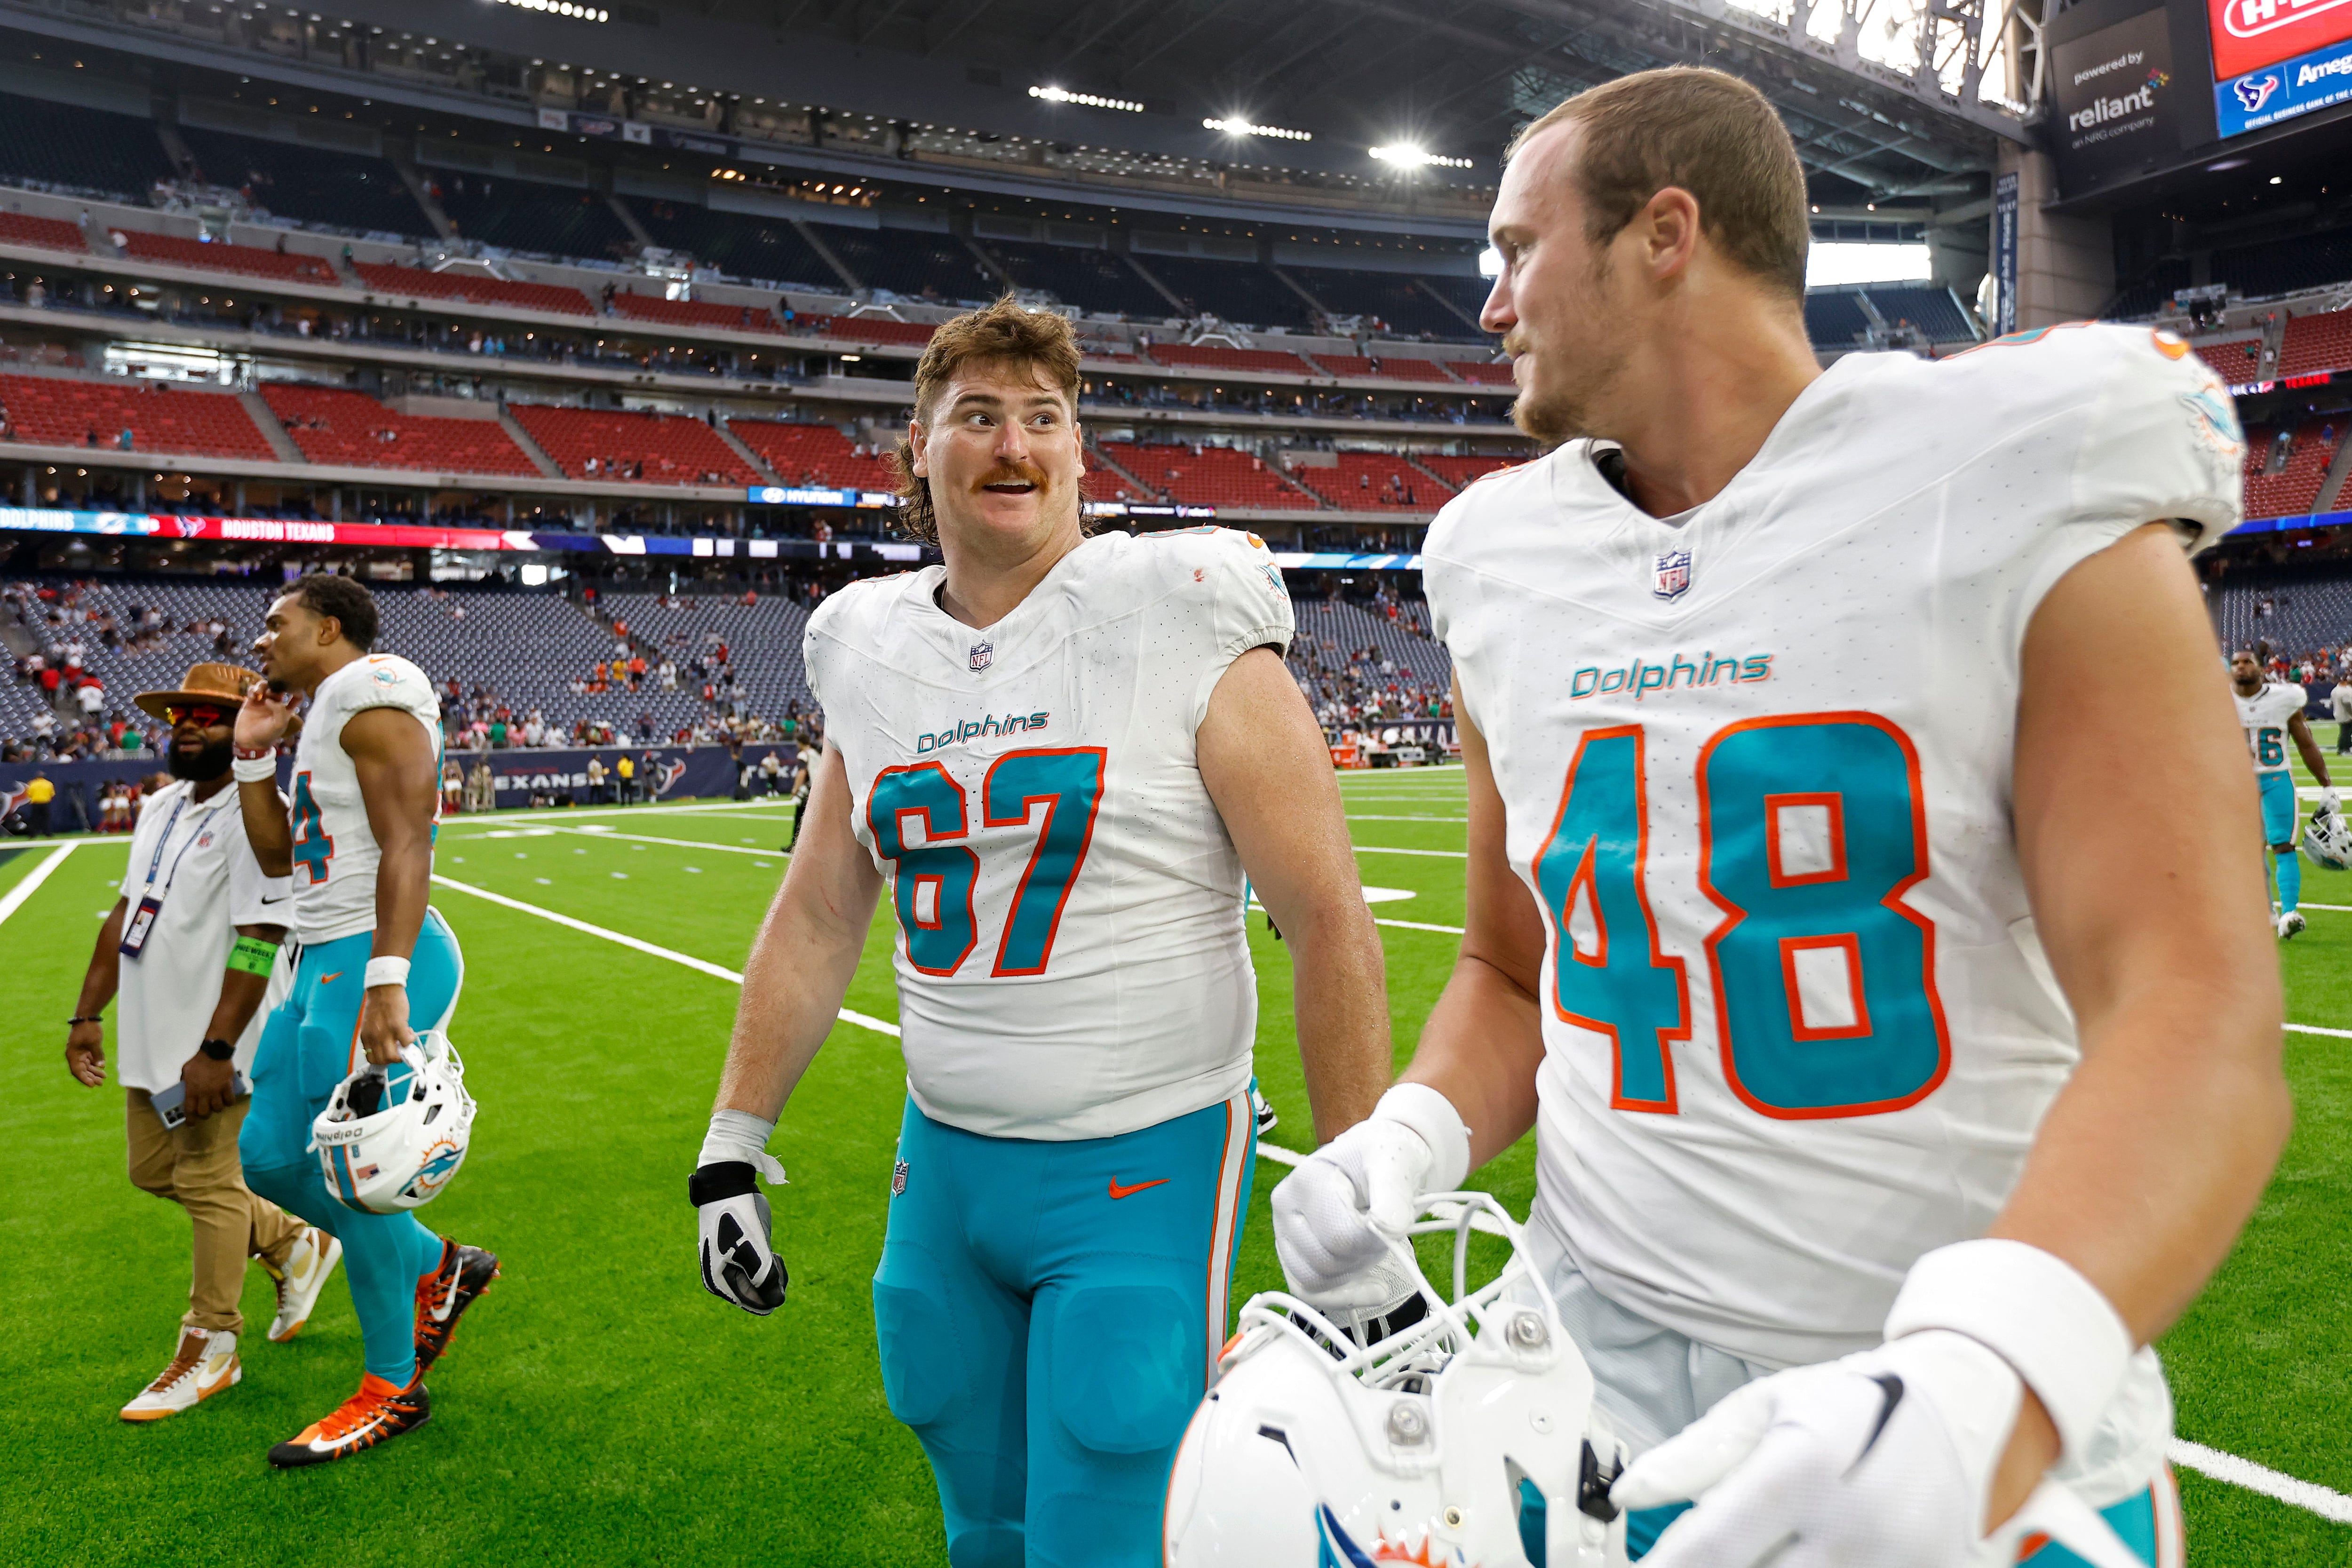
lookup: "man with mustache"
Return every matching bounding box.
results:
[63,661,339,1423]
[692,296,1392,1565]
[1273,67,2280,1568]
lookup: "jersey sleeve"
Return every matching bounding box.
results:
[1186,529,1295,730]
[339,656,442,733]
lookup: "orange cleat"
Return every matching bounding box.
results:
[414,1238,500,1376]
[266,1373,429,1469]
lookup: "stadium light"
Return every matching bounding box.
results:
[1030,85,1144,113]
[1371,145,1472,170]
[491,0,611,17]
[1203,116,1311,142]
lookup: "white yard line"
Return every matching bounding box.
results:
[2169,1441,2352,1524]
[1375,917,1466,935]
[428,873,897,1037]
[1347,814,1469,823]
[0,842,76,928]
[2285,1022,2352,1039]
[1353,844,1469,859]
[550,827,787,857]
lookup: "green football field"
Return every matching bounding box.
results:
[0,762,2346,1565]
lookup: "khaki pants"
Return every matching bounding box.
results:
[126,1090,307,1336]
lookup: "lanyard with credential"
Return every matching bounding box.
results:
[118,796,202,959]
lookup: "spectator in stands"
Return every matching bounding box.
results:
[442,761,463,816]
[2335,678,2352,756]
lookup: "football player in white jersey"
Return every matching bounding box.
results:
[232,575,498,1467]
[691,298,1392,1565]
[1272,68,2289,1568]
[2229,647,2335,939]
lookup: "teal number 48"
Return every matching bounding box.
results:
[1531,714,1949,1121]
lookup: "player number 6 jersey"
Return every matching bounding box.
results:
[2234,681,2306,773]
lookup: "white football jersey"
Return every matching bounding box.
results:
[289,653,444,944]
[2234,682,2306,773]
[805,527,1293,1140]
[1424,323,2242,1371]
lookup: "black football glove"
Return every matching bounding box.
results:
[691,1161,788,1315]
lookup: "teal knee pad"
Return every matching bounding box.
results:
[874,1263,970,1429]
[1048,1284,1196,1457]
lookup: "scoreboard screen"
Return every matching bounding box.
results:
[2210,0,2352,134]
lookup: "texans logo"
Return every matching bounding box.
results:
[2234,72,2280,111]
[652,759,689,797]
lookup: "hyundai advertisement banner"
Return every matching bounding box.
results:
[2210,0,2352,135]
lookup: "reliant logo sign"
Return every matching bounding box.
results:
[2066,55,2172,130]
[2049,7,2178,193]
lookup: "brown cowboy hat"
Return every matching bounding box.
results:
[133,662,302,736]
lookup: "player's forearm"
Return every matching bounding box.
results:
[1281,899,1391,1145]
[2293,729,2331,786]
[238,778,293,876]
[201,967,274,1047]
[716,881,875,1120]
[76,901,127,1017]
[369,834,432,962]
[1988,979,2288,1345]
[1403,951,1547,1170]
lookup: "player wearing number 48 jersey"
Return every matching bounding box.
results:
[234,575,497,1470]
[1272,69,2289,1568]
[693,297,1390,1568]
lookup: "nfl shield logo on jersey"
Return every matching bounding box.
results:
[969,640,993,673]
[1654,548,1693,602]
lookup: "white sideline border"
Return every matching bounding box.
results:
[0,841,76,928]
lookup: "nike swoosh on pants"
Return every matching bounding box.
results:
[1108,1178,1170,1201]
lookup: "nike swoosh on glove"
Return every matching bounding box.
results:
[1270,1085,1468,1341]
[1612,1329,2145,1568]
[691,1161,788,1316]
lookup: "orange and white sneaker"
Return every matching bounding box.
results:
[266,1373,430,1469]
[120,1328,240,1422]
[266,1227,344,1344]
[414,1238,500,1376]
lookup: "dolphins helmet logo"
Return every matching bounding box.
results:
[404,1139,466,1202]
[2234,72,2280,112]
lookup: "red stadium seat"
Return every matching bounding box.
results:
[0,372,277,462]
[1415,454,1525,489]
[0,213,87,253]
[2241,422,2343,520]
[117,231,337,285]
[1445,360,1516,387]
[1294,453,1444,511]
[610,290,783,335]
[2193,337,2265,386]
[1308,355,1453,383]
[1099,441,1320,510]
[2277,312,2352,381]
[800,315,938,347]
[353,262,594,317]
[510,404,759,486]
[728,419,898,491]
[1145,344,1320,378]
[261,384,540,477]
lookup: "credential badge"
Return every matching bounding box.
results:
[1653,548,1693,602]
[969,639,993,673]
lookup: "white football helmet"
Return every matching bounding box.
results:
[1164,1191,1629,1568]
[312,1030,477,1214]
[2304,804,2352,871]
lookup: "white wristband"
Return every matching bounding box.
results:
[1374,1082,1472,1194]
[232,754,278,782]
[364,955,411,988]
[700,1108,787,1184]
[1884,1239,2132,1464]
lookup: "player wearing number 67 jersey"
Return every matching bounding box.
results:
[693,297,1391,1568]
[1272,70,2289,1568]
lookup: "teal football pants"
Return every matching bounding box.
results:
[2259,770,2302,914]
[239,910,464,1386]
[873,1088,1256,1568]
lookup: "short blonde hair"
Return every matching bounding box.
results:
[1508,67,1810,302]
[891,296,1086,545]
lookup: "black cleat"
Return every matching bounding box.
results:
[266,1374,430,1469]
[414,1238,500,1377]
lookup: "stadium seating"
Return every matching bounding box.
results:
[116,231,338,286]
[728,419,897,491]
[1147,344,1320,378]
[801,315,938,347]
[175,124,431,240]
[2278,311,2352,380]
[509,404,760,486]
[1134,254,1317,331]
[0,373,277,461]
[599,589,815,723]
[353,262,595,316]
[1415,453,1523,489]
[982,239,1173,319]
[1804,291,1871,348]
[1309,354,1452,383]
[629,200,842,291]
[1418,274,1493,328]
[0,91,175,203]
[1288,268,1480,340]
[2108,258,2192,320]
[0,212,87,253]
[1863,286,1974,343]
[1293,453,1444,510]
[812,225,997,301]
[2196,337,2265,384]
[1100,440,1318,509]
[435,173,637,262]
[1445,360,1515,387]
[260,383,540,476]
[2241,422,2344,520]
[609,289,783,335]
[2213,224,2352,301]
[1292,595,1451,689]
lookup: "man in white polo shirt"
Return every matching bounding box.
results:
[62,663,341,1423]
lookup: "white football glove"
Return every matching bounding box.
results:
[1613,1330,2142,1568]
[2321,785,2341,812]
[1271,1083,1470,1340]
[691,1109,789,1317]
